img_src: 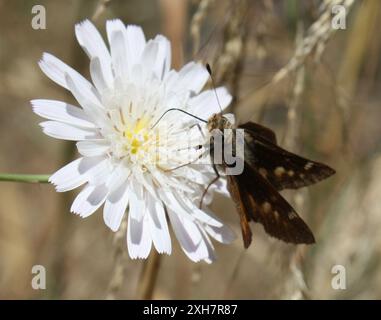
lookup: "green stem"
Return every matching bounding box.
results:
[0,173,50,183]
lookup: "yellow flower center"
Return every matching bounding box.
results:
[123,118,151,156]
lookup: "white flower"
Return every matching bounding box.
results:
[32,19,235,263]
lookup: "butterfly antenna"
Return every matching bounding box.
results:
[206,63,223,113]
[151,108,207,129]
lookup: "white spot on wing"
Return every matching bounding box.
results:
[262,202,272,213]
[288,211,297,220]
[274,166,285,177]
[259,168,267,178]
[304,162,314,170]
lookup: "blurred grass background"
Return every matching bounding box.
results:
[1,0,381,299]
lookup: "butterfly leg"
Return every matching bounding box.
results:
[164,122,207,172]
[193,123,206,139]
[163,155,201,172]
[163,145,207,172]
[199,163,220,209]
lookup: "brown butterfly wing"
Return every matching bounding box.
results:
[239,122,277,144]
[226,174,253,248]
[239,122,335,191]
[227,161,315,246]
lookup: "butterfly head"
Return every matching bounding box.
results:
[207,113,234,132]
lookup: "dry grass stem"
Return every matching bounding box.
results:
[272,0,355,85]
[92,0,112,22]
[190,0,214,57]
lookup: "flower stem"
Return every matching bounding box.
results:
[0,173,50,183]
[136,250,161,299]
[106,221,128,299]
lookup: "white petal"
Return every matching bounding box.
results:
[75,20,113,87]
[153,35,171,78]
[106,19,126,45]
[103,182,129,232]
[132,167,158,201]
[127,210,152,259]
[49,156,108,192]
[71,183,108,218]
[128,180,145,221]
[167,210,208,263]
[146,195,171,254]
[182,166,212,185]
[205,224,236,244]
[49,157,90,191]
[65,73,105,125]
[141,40,158,78]
[125,24,146,69]
[213,177,230,197]
[76,140,110,157]
[162,90,191,119]
[86,157,114,186]
[163,70,178,91]
[188,87,232,118]
[105,163,131,194]
[90,57,109,93]
[39,121,99,141]
[150,168,193,194]
[158,189,194,218]
[31,99,95,128]
[39,53,91,91]
[173,192,223,227]
[107,21,129,81]
[130,64,144,86]
[191,207,224,227]
[173,62,209,94]
[199,227,216,263]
